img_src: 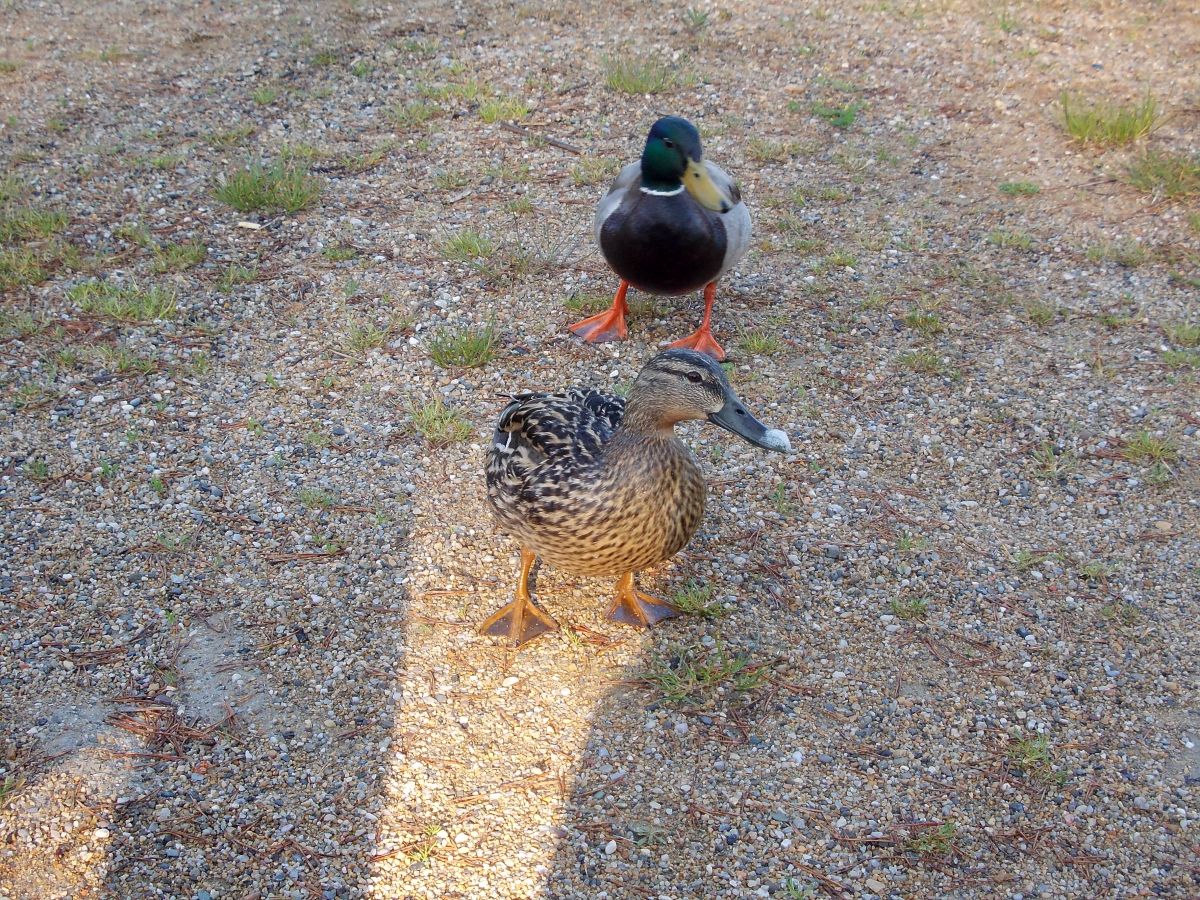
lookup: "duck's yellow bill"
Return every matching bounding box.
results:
[684,159,734,213]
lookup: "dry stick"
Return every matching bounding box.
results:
[498,121,583,154]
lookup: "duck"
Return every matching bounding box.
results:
[569,116,752,362]
[481,348,790,646]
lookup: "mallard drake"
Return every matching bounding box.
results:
[569,116,751,361]
[482,348,790,646]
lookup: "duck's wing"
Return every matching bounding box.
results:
[707,160,752,277]
[594,162,642,246]
[487,389,625,491]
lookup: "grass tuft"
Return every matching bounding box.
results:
[737,329,783,356]
[428,324,498,368]
[635,643,769,707]
[670,581,725,619]
[988,229,1033,250]
[603,54,685,94]
[440,228,496,263]
[390,100,438,130]
[69,281,177,321]
[478,96,529,123]
[811,101,864,128]
[410,396,473,446]
[151,241,206,273]
[1059,92,1158,146]
[1165,322,1200,347]
[889,596,928,620]
[998,180,1040,196]
[1119,431,1178,464]
[213,161,322,214]
[1125,151,1200,200]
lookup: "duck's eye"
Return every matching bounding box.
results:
[686,372,702,384]
[662,138,676,149]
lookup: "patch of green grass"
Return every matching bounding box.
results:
[904,822,959,857]
[350,59,373,78]
[428,323,498,368]
[898,349,955,377]
[996,8,1019,33]
[1078,559,1114,583]
[1059,92,1158,146]
[1124,151,1200,200]
[1120,431,1178,464]
[747,138,797,163]
[322,245,358,262]
[68,281,178,321]
[1098,311,1135,329]
[0,248,47,289]
[896,532,930,552]
[149,475,167,496]
[811,101,864,128]
[410,396,473,446]
[683,7,710,33]
[251,85,280,105]
[670,581,725,619]
[297,486,335,509]
[340,321,390,357]
[635,643,769,707]
[1161,350,1199,370]
[1164,322,1200,348]
[1025,300,1057,326]
[478,96,529,123]
[440,228,496,263]
[0,308,42,339]
[889,596,928,620]
[97,459,118,481]
[207,124,255,148]
[340,143,394,175]
[0,60,20,74]
[92,344,158,374]
[114,222,153,247]
[998,180,1040,196]
[1007,735,1062,784]
[781,879,817,900]
[433,170,471,191]
[398,37,438,57]
[738,329,782,356]
[24,459,50,481]
[219,264,258,291]
[311,48,338,67]
[821,250,857,269]
[902,309,943,335]
[1087,240,1148,267]
[213,161,322,214]
[563,291,659,318]
[504,196,534,216]
[602,54,686,94]
[151,153,184,170]
[421,79,491,103]
[151,240,206,273]
[0,207,68,243]
[988,229,1033,250]
[0,774,25,810]
[1100,600,1140,625]
[1031,442,1075,480]
[390,100,438,130]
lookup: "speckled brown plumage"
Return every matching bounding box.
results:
[480,349,788,647]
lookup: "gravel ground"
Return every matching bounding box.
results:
[2,1,1198,898]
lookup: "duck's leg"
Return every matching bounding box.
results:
[568,280,630,343]
[667,281,725,361]
[479,549,559,646]
[605,572,680,628]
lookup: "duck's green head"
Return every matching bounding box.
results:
[628,349,791,453]
[641,116,735,213]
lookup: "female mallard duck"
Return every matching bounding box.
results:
[482,348,790,646]
[569,116,751,361]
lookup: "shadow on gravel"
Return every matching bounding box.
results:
[1,438,416,898]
